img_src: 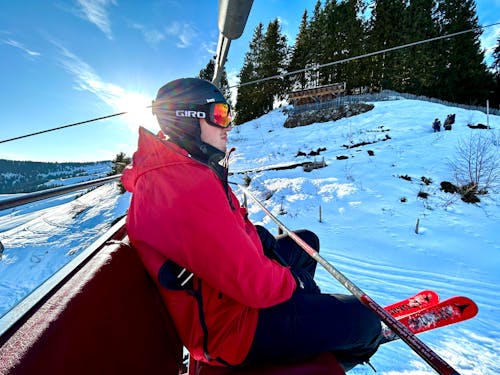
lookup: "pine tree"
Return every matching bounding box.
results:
[492,36,500,108]
[402,0,441,96]
[319,0,340,85]
[198,58,232,105]
[234,61,256,124]
[434,0,492,104]
[304,0,326,87]
[494,37,500,73]
[234,23,264,124]
[235,20,288,123]
[258,19,289,112]
[334,0,368,91]
[367,0,408,91]
[287,10,311,90]
[199,59,216,81]
[108,152,131,194]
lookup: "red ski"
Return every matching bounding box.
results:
[384,290,439,317]
[381,296,478,343]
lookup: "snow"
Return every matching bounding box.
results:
[0,184,130,317]
[0,97,499,374]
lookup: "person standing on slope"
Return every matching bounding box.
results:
[121,77,382,371]
[432,118,441,132]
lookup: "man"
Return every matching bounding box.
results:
[433,118,441,132]
[121,78,381,371]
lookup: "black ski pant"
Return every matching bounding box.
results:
[246,226,382,371]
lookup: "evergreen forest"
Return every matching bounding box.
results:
[203,0,500,125]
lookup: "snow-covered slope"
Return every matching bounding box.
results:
[229,99,499,374]
[0,97,498,374]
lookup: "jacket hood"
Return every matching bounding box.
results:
[121,126,190,193]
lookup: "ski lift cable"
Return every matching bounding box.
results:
[1,22,498,145]
[234,21,500,89]
[0,111,128,144]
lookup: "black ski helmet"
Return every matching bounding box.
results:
[151,78,228,153]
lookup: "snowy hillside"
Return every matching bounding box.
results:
[229,98,499,374]
[0,97,499,374]
[0,160,112,194]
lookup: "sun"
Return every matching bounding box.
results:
[114,91,158,131]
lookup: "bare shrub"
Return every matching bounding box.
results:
[447,133,500,200]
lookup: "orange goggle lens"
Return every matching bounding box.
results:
[211,103,232,128]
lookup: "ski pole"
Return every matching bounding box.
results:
[237,184,461,375]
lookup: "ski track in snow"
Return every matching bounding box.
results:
[1,98,499,374]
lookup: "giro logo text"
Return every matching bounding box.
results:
[175,110,206,119]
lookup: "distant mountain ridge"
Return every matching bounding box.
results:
[0,159,113,194]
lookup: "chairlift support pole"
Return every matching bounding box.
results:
[237,183,461,375]
[212,0,253,87]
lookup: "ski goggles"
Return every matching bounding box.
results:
[205,102,233,128]
[163,102,233,128]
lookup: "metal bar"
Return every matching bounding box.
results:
[237,183,461,375]
[0,174,121,211]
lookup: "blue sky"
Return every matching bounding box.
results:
[1,0,499,163]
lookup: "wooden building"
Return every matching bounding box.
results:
[288,82,346,106]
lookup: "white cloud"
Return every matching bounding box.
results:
[2,38,41,57]
[130,23,165,46]
[166,21,198,48]
[143,29,165,45]
[203,40,217,56]
[76,0,117,39]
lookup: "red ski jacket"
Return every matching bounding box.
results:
[122,127,297,366]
